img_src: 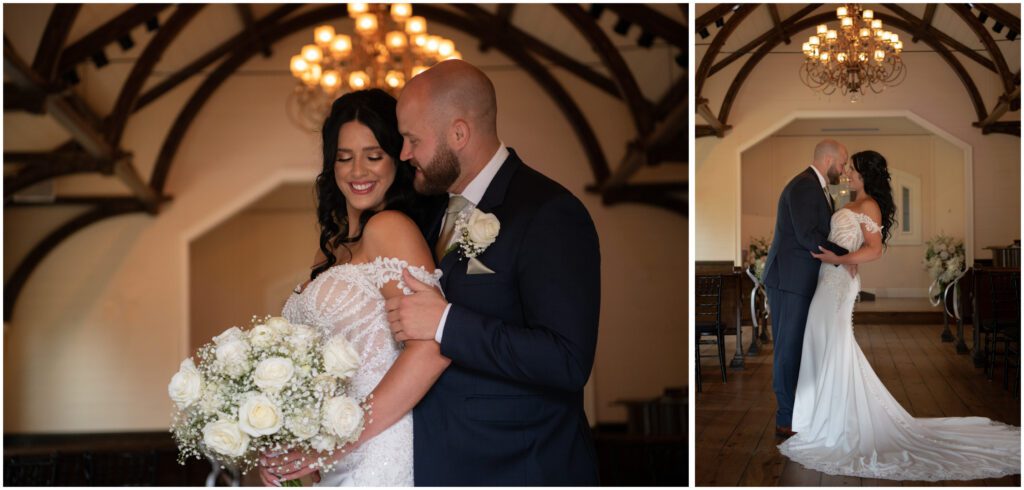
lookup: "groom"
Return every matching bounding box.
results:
[386,60,601,485]
[763,139,848,439]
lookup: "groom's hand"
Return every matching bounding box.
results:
[386,269,447,342]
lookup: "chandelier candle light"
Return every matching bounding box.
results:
[800,4,905,100]
[287,3,461,129]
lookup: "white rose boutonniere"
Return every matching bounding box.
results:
[454,208,500,259]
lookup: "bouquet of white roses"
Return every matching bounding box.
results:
[168,316,367,484]
[923,234,965,304]
[745,235,772,281]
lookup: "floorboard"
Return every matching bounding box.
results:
[695,323,1021,486]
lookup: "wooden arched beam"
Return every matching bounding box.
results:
[105,4,203,146]
[153,4,614,194]
[56,4,171,80]
[695,4,757,99]
[708,4,821,78]
[947,3,1015,94]
[4,150,115,199]
[32,4,80,82]
[556,4,654,136]
[4,200,146,321]
[717,11,988,125]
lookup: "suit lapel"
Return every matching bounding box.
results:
[438,149,522,289]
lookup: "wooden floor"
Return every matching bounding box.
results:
[696,323,1021,487]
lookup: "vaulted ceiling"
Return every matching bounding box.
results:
[3,3,687,321]
[695,3,1021,138]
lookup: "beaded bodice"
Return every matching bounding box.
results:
[828,208,882,253]
[281,256,442,486]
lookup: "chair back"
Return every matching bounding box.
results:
[987,269,1021,329]
[696,275,723,332]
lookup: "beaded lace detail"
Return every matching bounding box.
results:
[281,257,442,486]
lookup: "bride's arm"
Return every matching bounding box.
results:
[260,211,449,486]
[813,202,884,265]
[345,210,450,446]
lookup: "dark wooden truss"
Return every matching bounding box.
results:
[3,4,687,321]
[696,4,1021,139]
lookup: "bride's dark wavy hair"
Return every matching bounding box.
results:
[851,150,897,246]
[311,89,417,281]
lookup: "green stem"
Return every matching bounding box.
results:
[281,478,304,487]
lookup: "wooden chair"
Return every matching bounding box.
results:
[982,270,1020,382]
[696,275,727,393]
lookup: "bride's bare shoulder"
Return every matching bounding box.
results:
[362,210,433,267]
[848,198,882,222]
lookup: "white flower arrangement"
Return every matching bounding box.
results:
[745,235,772,281]
[168,316,368,482]
[449,208,500,259]
[923,234,966,304]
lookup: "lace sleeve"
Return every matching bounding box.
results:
[855,213,883,235]
[370,257,444,295]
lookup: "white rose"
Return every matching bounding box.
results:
[310,434,338,453]
[237,393,284,437]
[213,326,245,345]
[939,250,950,260]
[253,357,295,392]
[322,396,364,442]
[266,316,293,336]
[248,324,277,349]
[285,406,320,440]
[288,324,317,353]
[466,210,500,247]
[168,358,203,409]
[203,419,250,458]
[214,339,251,378]
[322,335,360,380]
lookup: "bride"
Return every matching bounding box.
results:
[258,89,448,486]
[780,150,1021,481]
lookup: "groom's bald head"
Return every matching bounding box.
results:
[399,60,498,140]
[813,139,848,184]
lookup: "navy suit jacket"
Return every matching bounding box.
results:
[412,149,601,486]
[764,167,847,298]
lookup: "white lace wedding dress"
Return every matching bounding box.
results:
[779,208,1021,481]
[281,257,442,486]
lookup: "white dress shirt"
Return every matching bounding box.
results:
[433,143,509,343]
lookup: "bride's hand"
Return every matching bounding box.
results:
[811,246,842,264]
[844,264,858,278]
[259,449,323,486]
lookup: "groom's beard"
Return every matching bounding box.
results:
[827,165,842,185]
[413,142,460,195]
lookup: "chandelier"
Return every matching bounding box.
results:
[286,3,460,130]
[800,4,905,100]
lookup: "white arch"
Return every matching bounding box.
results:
[731,109,974,267]
[176,166,319,359]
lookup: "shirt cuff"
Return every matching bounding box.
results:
[434,303,452,344]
